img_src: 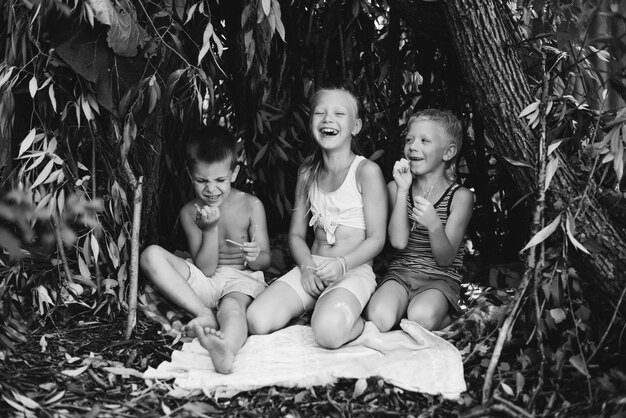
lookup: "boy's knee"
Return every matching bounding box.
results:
[140,245,162,269]
[219,297,246,316]
[407,310,439,331]
[366,304,396,333]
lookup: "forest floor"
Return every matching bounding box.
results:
[0,292,623,417]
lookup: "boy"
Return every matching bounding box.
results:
[140,126,271,374]
[366,109,473,332]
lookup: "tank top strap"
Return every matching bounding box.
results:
[343,155,365,191]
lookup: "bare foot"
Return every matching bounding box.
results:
[182,313,218,337]
[194,326,235,374]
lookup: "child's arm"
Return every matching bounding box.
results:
[180,202,220,276]
[413,188,473,266]
[387,158,412,249]
[241,196,271,271]
[288,179,325,296]
[341,160,388,271]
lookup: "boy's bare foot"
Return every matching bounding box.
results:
[182,313,218,337]
[194,326,235,374]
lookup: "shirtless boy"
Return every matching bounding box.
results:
[140,125,271,373]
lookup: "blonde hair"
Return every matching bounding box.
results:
[407,109,462,181]
[297,88,361,198]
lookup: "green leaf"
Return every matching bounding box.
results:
[18,129,36,157]
[569,354,589,377]
[30,160,54,190]
[544,156,559,191]
[565,213,590,254]
[28,76,38,98]
[549,308,566,324]
[198,22,214,64]
[520,214,561,253]
[369,149,384,161]
[502,156,533,169]
[261,0,271,16]
[519,100,540,118]
[253,144,268,167]
[86,0,149,57]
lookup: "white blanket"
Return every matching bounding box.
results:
[143,319,466,399]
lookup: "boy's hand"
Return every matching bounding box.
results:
[314,258,343,285]
[392,158,412,191]
[242,240,261,263]
[301,266,325,297]
[195,204,220,230]
[412,196,440,231]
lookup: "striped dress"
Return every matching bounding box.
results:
[388,183,464,283]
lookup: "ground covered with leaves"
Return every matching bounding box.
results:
[1,297,624,418]
[0,308,468,417]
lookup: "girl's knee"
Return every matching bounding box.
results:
[246,302,273,335]
[311,310,355,349]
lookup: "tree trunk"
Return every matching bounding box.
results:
[442,0,626,307]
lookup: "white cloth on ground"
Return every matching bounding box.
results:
[142,319,466,399]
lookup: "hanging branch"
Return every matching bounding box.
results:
[87,121,102,292]
[529,48,550,409]
[110,118,143,338]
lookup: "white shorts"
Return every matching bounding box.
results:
[276,255,376,311]
[184,260,266,310]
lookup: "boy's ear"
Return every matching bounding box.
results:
[443,143,457,162]
[230,164,240,182]
[352,118,362,136]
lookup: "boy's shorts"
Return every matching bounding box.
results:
[184,259,266,310]
[380,266,461,314]
[276,255,376,311]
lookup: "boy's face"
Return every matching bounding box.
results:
[311,90,362,151]
[189,158,239,207]
[403,119,456,176]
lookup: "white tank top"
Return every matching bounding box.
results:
[308,155,366,245]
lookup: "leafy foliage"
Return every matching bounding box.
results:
[0,0,625,415]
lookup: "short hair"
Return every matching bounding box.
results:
[185,126,238,170]
[407,109,462,181]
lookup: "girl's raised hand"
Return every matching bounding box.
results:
[412,196,440,231]
[314,258,343,285]
[195,204,220,230]
[392,158,412,191]
[301,267,325,297]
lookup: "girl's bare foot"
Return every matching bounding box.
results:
[194,325,235,374]
[182,312,218,337]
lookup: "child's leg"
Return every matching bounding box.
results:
[193,292,251,374]
[247,267,312,335]
[311,289,363,349]
[140,245,217,329]
[365,280,409,332]
[246,281,306,335]
[406,289,450,331]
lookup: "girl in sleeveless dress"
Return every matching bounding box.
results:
[247,88,387,348]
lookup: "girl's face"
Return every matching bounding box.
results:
[310,90,361,151]
[189,158,239,207]
[403,119,456,176]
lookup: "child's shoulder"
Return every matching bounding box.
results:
[231,189,266,211]
[450,184,474,208]
[355,157,384,179]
